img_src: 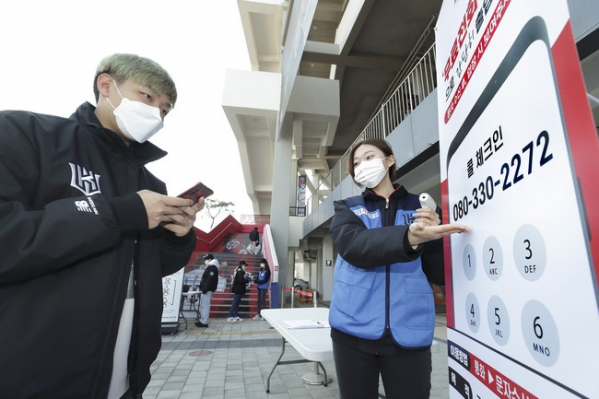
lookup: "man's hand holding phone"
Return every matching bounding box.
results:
[138,182,212,236]
[163,196,205,236]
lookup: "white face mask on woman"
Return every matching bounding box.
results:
[354,158,388,188]
[106,80,164,143]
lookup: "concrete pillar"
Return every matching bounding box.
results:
[306,172,318,214]
[270,126,293,291]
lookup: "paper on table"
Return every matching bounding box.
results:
[284,319,330,329]
[316,319,330,328]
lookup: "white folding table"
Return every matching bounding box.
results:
[261,308,333,393]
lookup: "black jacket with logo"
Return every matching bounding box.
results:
[200,264,219,293]
[231,268,249,295]
[0,102,196,398]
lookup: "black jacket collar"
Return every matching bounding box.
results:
[362,184,408,202]
[70,102,168,166]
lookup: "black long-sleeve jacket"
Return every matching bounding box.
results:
[231,268,249,295]
[0,102,196,398]
[200,263,219,293]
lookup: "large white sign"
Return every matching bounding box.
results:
[161,268,185,325]
[436,0,599,397]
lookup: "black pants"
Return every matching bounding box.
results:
[257,288,266,315]
[333,339,431,399]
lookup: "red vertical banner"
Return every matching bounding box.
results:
[551,22,599,279]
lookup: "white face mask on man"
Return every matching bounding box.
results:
[105,80,164,143]
[354,158,389,188]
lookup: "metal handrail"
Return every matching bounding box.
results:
[307,43,437,211]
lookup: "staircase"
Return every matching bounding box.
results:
[183,218,269,319]
[210,253,268,319]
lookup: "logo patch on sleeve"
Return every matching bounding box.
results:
[69,163,102,195]
[353,207,380,219]
[74,197,99,215]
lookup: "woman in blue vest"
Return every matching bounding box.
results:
[329,138,468,398]
[252,258,271,321]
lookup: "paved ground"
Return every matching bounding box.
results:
[144,307,450,399]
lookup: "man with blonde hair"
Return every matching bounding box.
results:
[0,53,204,399]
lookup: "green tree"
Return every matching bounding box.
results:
[203,198,235,229]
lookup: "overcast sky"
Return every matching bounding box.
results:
[0,0,254,230]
